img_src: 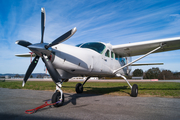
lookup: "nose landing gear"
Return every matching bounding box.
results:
[52,91,64,107]
[52,82,64,107]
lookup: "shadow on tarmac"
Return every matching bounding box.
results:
[63,85,130,106]
[0,113,76,120]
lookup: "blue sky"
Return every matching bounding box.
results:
[0,0,180,74]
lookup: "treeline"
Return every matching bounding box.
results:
[13,74,46,78]
[0,73,49,78]
[133,67,180,80]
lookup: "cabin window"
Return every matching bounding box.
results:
[119,57,126,64]
[119,57,122,62]
[105,50,110,57]
[111,51,114,58]
[115,53,118,60]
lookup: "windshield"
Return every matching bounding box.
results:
[79,42,106,54]
[75,43,83,47]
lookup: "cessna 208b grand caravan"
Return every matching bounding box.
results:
[16,8,180,107]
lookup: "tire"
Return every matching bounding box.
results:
[75,83,83,94]
[131,84,138,97]
[52,91,64,107]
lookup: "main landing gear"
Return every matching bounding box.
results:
[75,75,138,97]
[75,76,91,94]
[51,82,64,107]
[131,84,138,97]
[116,74,138,97]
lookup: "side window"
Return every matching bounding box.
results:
[105,50,110,57]
[111,51,114,58]
[119,57,126,64]
[115,53,118,60]
[123,58,126,64]
[119,57,122,63]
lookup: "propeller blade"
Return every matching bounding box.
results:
[45,27,77,49]
[41,7,46,43]
[42,55,61,83]
[15,40,32,47]
[22,56,39,87]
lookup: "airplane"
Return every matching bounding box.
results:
[15,8,180,107]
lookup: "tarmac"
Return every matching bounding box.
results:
[0,88,180,120]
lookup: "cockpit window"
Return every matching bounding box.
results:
[79,42,106,54]
[76,43,83,47]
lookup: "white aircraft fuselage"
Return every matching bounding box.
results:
[51,42,127,79]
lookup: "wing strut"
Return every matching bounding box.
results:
[113,44,164,74]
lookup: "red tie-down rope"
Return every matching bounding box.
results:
[25,99,61,114]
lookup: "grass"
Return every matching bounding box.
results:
[0,80,180,98]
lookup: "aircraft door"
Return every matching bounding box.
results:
[91,55,102,73]
[101,49,113,74]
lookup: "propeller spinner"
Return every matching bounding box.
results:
[16,7,77,87]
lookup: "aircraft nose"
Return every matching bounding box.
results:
[28,43,52,56]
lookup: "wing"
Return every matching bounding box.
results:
[112,37,180,57]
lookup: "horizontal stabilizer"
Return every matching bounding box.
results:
[131,63,163,66]
[15,53,36,57]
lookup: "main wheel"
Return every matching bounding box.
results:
[75,83,83,94]
[52,91,64,107]
[131,84,138,97]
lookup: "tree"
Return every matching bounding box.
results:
[36,74,43,78]
[30,75,33,78]
[158,70,173,80]
[133,69,143,76]
[145,67,161,79]
[173,72,180,79]
[14,74,20,78]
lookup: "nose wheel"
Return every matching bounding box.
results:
[52,91,64,107]
[52,83,64,107]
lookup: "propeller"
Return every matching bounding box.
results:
[22,56,39,87]
[42,55,61,83]
[15,40,32,47]
[45,27,77,49]
[41,8,45,43]
[16,7,77,87]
